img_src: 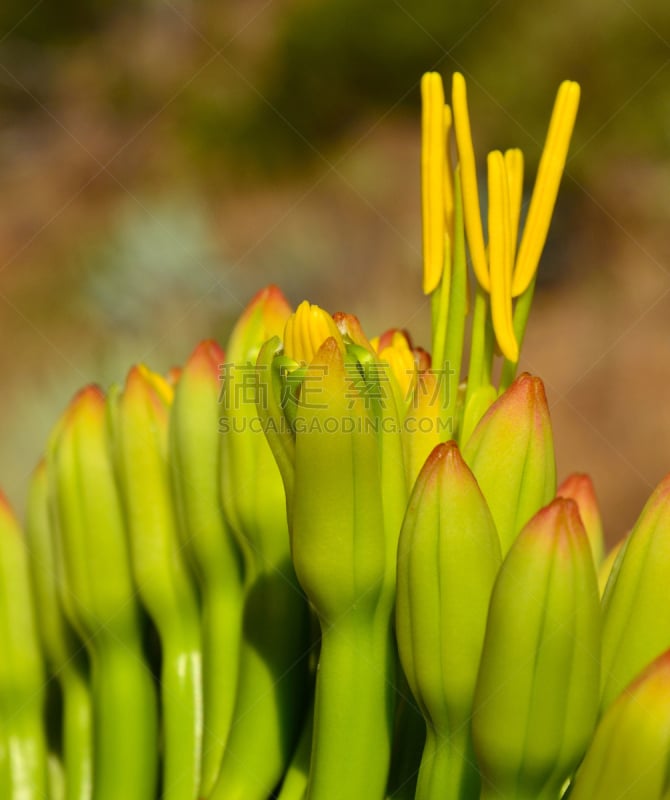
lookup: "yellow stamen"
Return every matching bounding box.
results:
[452,72,489,292]
[443,104,455,239]
[283,301,345,365]
[487,150,518,362]
[376,331,416,399]
[512,81,580,296]
[504,148,524,257]
[421,72,446,295]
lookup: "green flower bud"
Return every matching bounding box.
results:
[212,288,309,800]
[169,339,244,795]
[473,498,600,800]
[49,384,159,800]
[600,472,670,710]
[558,472,604,566]
[115,366,202,800]
[463,372,556,555]
[0,492,49,799]
[25,462,93,800]
[570,650,670,800]
[396,441,501,800]
[291,336,393,799]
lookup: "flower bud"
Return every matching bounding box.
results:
[463,373,556,554]
[0,492,49,800]
[169,339,244,795]
[600,472,670,710]
[473,498,600,799]
[283,299,344,364]
[226,284,291,364]
[570,650,670,800]
[557,472,604,566]
[396,442,501,799]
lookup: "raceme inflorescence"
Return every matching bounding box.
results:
[2,72,670,800]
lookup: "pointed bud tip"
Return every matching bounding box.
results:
[63,384,106,427]
[558,472,596,500]
[421,441,472,486]
[243,284,292,320]
[185,338,225,379]
[124,364,172,409]
[524,497,588,552]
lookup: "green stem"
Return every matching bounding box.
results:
[4,708,49,799]
[210,569,309,800]
[91,639,158,800]
[415,729,479,800]
[306,616,394,800]
[438,169,468,441]
[465,287,493,409]
[60,668,93,800]
[277,699,314,800]
[159,628,203,800]
[499,276,536,392]
[198,581,244,797]
[385,694,425,800]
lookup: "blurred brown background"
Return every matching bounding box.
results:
[0,0,668,544]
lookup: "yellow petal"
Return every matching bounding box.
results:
[512,81,580,297]
[487,150,518,362]
[452,72,489,292]
[421,72,446,295]
[283,301,345,364]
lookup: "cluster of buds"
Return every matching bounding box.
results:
[0,71,668,800]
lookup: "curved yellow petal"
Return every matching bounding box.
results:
[421,72,446,295]
[452,72,489,292]
[488,151,518,362]
[512,81,580,297]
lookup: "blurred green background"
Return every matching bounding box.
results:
[0,0,668,539]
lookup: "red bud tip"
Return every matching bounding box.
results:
[0,489,12,514]
[63,384,106,427]
[419,440,472,488]
[376,328,414,351]
[186,339,225,379]
[558,473,597,506]
[332,312,374,352]
[522,497,587,553]
[414,347,431,372]
[0,490,18,529]
[646,472,670,510]
[242,284,292,320]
